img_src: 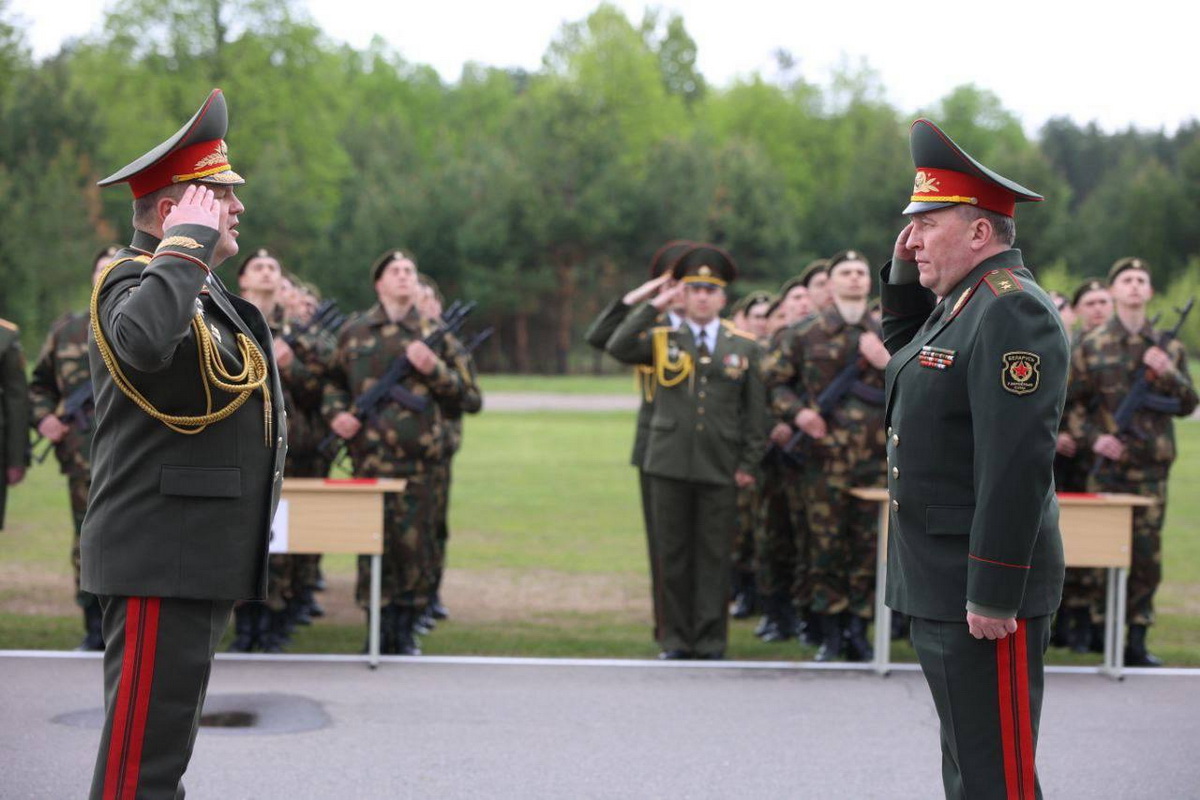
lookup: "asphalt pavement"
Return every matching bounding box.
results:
[1,653,1197,799]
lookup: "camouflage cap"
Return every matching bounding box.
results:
[1107,257,1151,284]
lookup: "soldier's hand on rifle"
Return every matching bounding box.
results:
[6,466,25,486]
[794,408,827,439]
[1055,433,1077,458]
[768,423,793,446]
[273,338,294,369]
[650,281,685,311]
[1143,346,1174,379]
[37,415,70,444]
[734,470,756,489]
[162,185,220,232]
[623,273,672,306]
[406,341,439,376]
[859,331,891,369]
[330,412,362,440]
[1094,434,1125,462]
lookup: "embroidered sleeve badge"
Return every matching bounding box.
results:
[159,236,204,250]
[1001,351,1040,395]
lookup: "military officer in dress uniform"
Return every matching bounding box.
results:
[583,240,692,645]
[881,119,1068,800]
[607,244,767,659]
[0,315,29,531]
[28,246,119,650]
[83,89,286,799]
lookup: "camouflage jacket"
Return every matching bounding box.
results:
[323,303,468,476]
[436,333,483,458]
[28,311,94,476]
[1066,314,1197,476]
[760,313,821,424]
[267,306,336,459]
[789,306,887,465]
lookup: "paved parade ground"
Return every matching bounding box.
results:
[1,653,1197,799]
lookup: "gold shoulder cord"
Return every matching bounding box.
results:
[90,257,273,445]
[649,327,693,401]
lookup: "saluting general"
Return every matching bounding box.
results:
[83,88,286,799]
[880,119,1068,800]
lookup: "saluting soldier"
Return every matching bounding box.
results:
[881,119,1068,799]
[84,89,286,798]
[418,273,483,631]
[324,250,471,655]
[27,246,118,650]
[607,244,766,659]
[1065,257,1197,666]
[0,315,29,531]
[788,250,889,661]
[583,240,692,645]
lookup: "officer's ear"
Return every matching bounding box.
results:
[968,215,994,250]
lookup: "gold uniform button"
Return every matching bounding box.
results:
[700,377,708,385]
[892,467,900,479]
[892,434,900,446]
[698,408,705,416]
[696,423,705,432]
[698,391,706,399]
[888,426,893,437]
[891,499,900,511]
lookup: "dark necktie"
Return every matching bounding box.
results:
[696,329,710,356]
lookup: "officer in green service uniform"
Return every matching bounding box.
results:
[27,246,119,650]
[607,244,767,659]
[84,89,287,799]
[1065,257,1197,666]
[583,240,692,644]
[0,315,29,531]
[881,119,1068,800]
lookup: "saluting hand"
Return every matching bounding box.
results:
[650,281,685,312]
[162,185,220,231]
[893,221,918,263]
[623,273,673,306]
[967,612,1018,641]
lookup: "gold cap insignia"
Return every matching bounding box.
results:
[913,170,940,195]
[699,265,712,277]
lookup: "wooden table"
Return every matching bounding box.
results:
[850,488,1155,679]
[272,478,407,668]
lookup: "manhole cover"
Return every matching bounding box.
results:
[54,693,329,736]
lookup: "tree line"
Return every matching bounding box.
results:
[2,0,1198,370]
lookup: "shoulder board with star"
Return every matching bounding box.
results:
[0,317,17,332]
[982,268,1025,297]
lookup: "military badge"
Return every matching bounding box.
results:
[919,345,956,370]
[1001,351,1040,395]
[723,353,746,378]
[210,324,223,343]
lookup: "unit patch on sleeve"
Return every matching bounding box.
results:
[1001,351,1040,395]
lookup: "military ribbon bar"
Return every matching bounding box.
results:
[918,345,956,370]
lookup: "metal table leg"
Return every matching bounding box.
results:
[873,500,891,676]
[369,553,382,669]
[1114,567,1128,681]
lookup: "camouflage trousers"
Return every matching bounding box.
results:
[753,462,808,605]
[67,473,92,606]
[801,458,881,619]
[1061,567,1106,615]
[731,482,759,574]
[355,475,436,611]
[429,459,452,593]
[1089,470,1169,626]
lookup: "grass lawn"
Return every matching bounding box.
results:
[476,373,634,395]
[3,381,1197,665]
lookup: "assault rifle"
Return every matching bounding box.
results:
[281,300,347,351]
[1092,298,1194,476]
[463,326,494,355]
[320,301,476,461]
[33,382,94,464]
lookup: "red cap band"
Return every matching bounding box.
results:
[128,139,233,198]
[911,166,1016,217]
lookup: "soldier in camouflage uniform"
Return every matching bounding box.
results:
[324,250,471,655]
[27,246,118,650]
[0,316,29,532]
[755,260,829,645]
[417,274,483,632]
[1066,257,1197,666]
[782,251,888,661]
[1052,277,1112,651]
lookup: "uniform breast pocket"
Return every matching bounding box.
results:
[925,504,973,536]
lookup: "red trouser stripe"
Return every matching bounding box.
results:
[995,620,1035,800]
[102,597,162,800]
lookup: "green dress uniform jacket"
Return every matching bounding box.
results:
[0,320,30,529]
[82,227,287,602]
[607,303,766,486]
[880,249,1068,621]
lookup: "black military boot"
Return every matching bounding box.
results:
[301,585,325,618]
[77,598,106,652]
[366,605,401,655]
[393,607,423,656]
[730,571,758,620]
[1067,607,1092,654]
[428,591,450,621]
[414,607,436,635]
[288,594,313,628]
[801,609,823,647]
[260,608,291,654]
[760,593,795,643]
[1125,624,1163,667]
[227,602,260,652]
[754,592,779,639]
[814,613,844,662]
[844,613,874,662]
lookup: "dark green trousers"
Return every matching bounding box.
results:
[649,475,735,657]
[638,468,665,643]
[90,596,233,800]
[911,615,1050,800]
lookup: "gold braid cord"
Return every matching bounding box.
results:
[90,257,273,444]
[647,327,693,401]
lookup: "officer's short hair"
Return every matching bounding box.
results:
[132,183,189,230]
[957,205,1016,246]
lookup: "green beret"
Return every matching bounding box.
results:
[1071,277,1108,307]
[731,290,772,316]
[418,272,445,305]
[372,249,417,282]
[237,247,278,277]
[1107,257,1150,284]
[827,249,870,273]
